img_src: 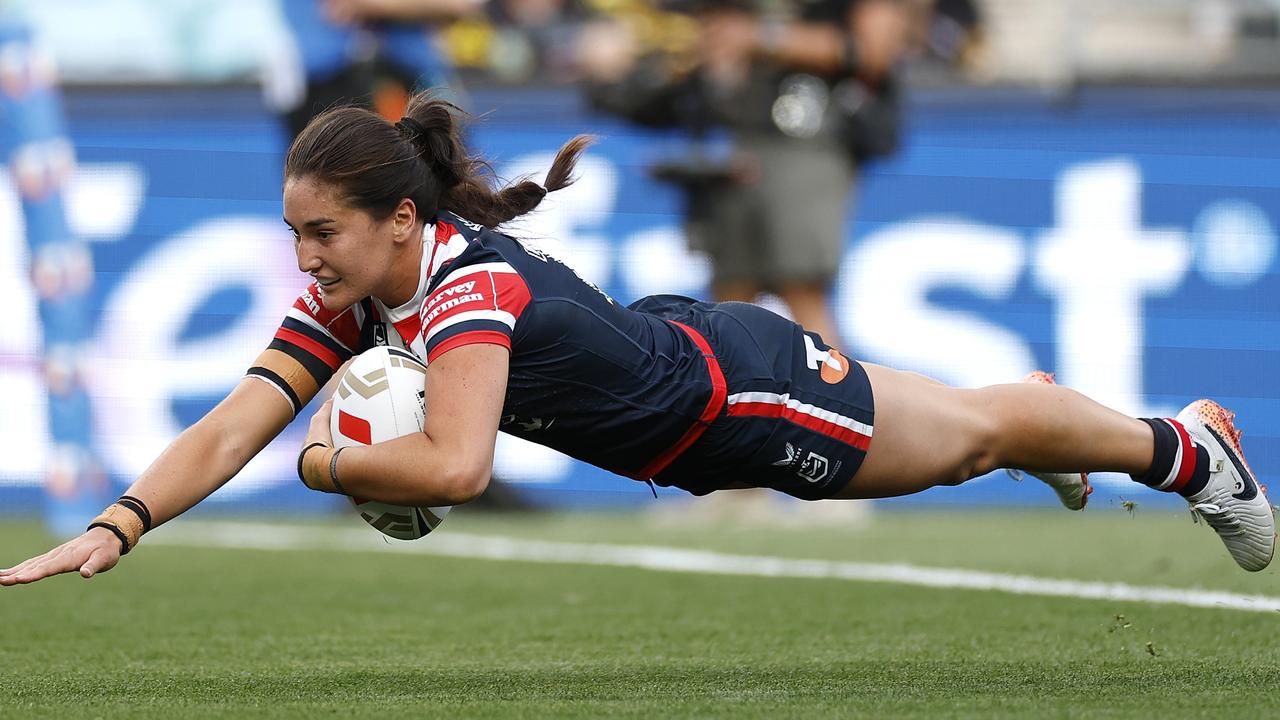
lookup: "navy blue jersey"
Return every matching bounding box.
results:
[424,213,725,479]
[249,211,875,496]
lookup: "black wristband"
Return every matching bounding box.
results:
[297,442,329,487]
[116,495,153,533]
[88,521,131,556]
[329,447,347,495]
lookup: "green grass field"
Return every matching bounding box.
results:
[3,507,1279,718]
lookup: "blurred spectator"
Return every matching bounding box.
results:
[443,0,597,84]
[278,0,481,139]
[583,0,910,349]
[901,0,984,82]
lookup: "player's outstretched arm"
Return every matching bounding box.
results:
[0,378,297,587]
[298,343,509,506]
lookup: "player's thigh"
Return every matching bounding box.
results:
[833,362,997,499]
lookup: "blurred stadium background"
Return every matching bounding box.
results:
[4,3,1280,717]
[0,0,1277,522]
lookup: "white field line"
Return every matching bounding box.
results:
[147,521,1280,614]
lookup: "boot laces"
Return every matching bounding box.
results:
[1190,502,1245,537]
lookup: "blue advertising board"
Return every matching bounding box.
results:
[0,85,1275,516]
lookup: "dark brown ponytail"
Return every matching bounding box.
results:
[285,91,594,229]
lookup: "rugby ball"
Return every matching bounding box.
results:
[330,346,450,540]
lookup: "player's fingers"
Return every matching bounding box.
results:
[13,550,85,584]
[1,542,94,585]
[0,547,61,579]
[0,560,35,584]
[1,559,63,585]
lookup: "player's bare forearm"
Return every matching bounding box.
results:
[300,343,507,506]
[123,379,295,528]
[332,431,491,505]
[1,378,295,586]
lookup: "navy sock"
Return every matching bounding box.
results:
[1131,418,1210,498]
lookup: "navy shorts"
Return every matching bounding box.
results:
[637,298,875,501]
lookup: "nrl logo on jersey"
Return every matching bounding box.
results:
[773,442,830,483]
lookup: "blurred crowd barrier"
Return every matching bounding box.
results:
[0,84,1277,512]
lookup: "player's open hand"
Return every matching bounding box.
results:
[0,526,122,586]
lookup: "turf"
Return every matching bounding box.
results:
[2,507,1279,719]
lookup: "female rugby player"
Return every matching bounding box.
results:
[2,94,1273,586]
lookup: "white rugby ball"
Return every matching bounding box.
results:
[330,346,450,540]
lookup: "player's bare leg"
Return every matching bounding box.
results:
[1006,372,1092,510]
[836,362,1274,570]
[834,362,1152,499]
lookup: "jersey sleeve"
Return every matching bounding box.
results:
[420,260,532,362]
[245,282,360,416]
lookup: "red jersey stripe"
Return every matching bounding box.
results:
[493,270,532,319]
[274,327,342,370]
[394,313,424,348]
[327,309,361,350]
[292,282,344,326]
[427,330,512,363]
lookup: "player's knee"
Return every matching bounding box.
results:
[950,394,1005,482]
[939,447,997,486]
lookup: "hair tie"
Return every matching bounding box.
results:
[394,117,427,141]
[396,115,461,189]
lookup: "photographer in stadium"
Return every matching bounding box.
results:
[581,0,909,349]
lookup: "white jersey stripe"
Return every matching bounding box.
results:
[435,261,519,290]
[727,391,874,438]
[1155,419,1183,490]
[423,308,518,344]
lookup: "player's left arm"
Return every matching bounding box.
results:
[300,343,508,505]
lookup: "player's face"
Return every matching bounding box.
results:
[283,176,403,311]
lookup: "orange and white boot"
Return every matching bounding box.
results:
[1176,399,1275,572]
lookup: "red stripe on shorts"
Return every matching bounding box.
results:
[727,401,872,450]
[632,321,727,480]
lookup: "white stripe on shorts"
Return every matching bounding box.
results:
[726,391,873,438]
